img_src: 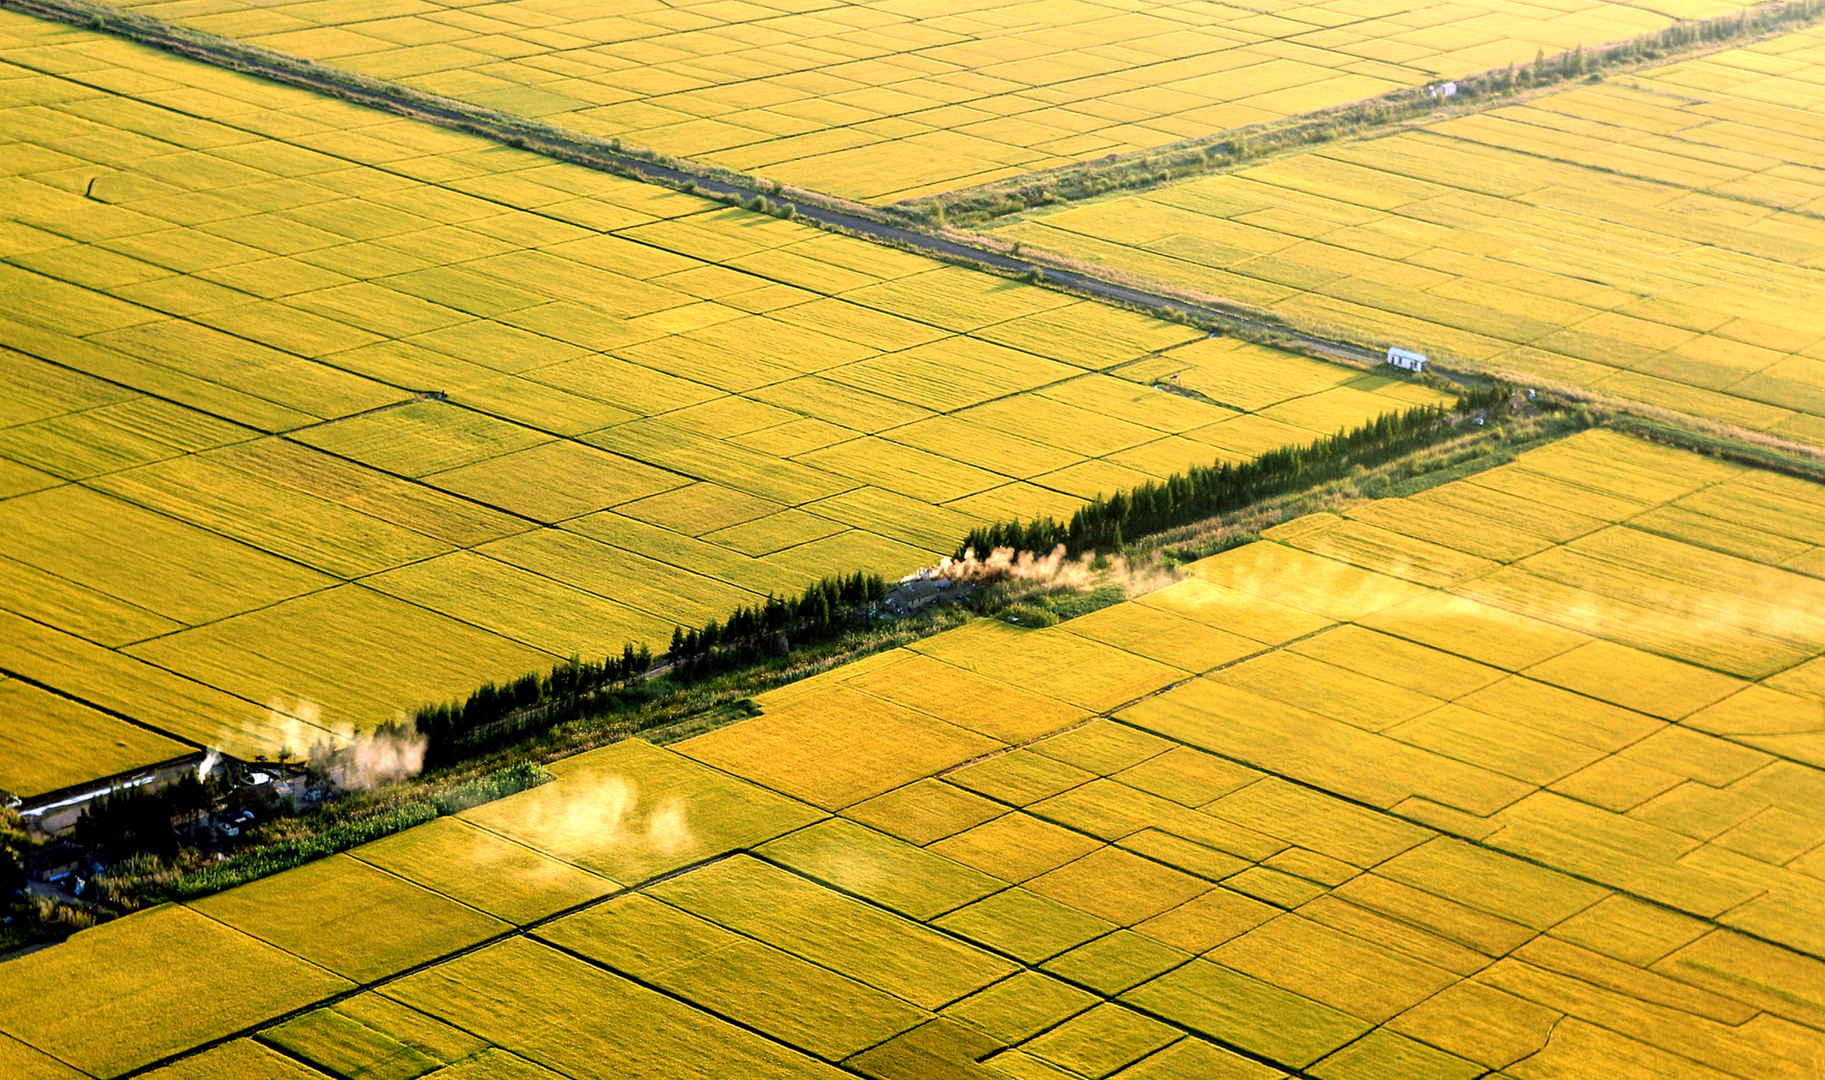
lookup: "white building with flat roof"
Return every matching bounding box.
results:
[1386,346,1427,372]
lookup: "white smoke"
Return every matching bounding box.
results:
[940,544,1098,587]
[195,747,221,783]
[240,696,428,792]
[937,544,1178,599]
[505,775,695,858]
[308,725,427,791]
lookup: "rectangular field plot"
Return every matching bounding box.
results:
[539,894,931,1061]
[381,938,847,1079]
[0,905,350,1078]
[461,739,822,885]
[126,585,555,735]
[678,685,1002,810]
[350,817,615,927]
[189,853,509,982]
[0,678,187,799]
[648,855,1017,1009]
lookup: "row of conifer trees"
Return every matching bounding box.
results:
[957,383,1514,559]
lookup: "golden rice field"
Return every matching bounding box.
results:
[0,10,1451,794]
[999,23,1825,444]
[89,0,1762,200]
[5,427,1825,1078]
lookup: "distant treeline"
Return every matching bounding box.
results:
[958,383,1517,559]
[411,572,886,765]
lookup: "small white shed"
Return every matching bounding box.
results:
[1386,346,1427,372]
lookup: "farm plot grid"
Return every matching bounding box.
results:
[0,10,1448,795]
[998,22,1825,444]
[87,0,1763,201]
[4,427,1825,1078]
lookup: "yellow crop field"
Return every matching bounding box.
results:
[84,0,1760,201]
[0,10,1453,788]
[8,426,1825,1080]
[1001,25,1825,442]
[11,0,1825,1070]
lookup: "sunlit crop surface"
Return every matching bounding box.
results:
[85,0,1763,200]
[0,12,1447,784]
[1001,25,1825,441]
[8,429,1825,1079]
